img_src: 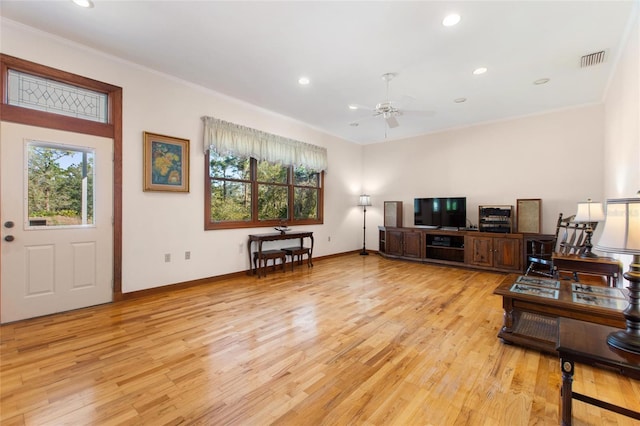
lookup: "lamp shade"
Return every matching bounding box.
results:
[358,194,372,207]
[594,198,640,255]
[574,200,605,223]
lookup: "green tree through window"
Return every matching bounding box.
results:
[206,151,323,229]
[27,143,95,226]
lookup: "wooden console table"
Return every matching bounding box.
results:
[494,274,626,353]
[552,253,623,287]
[248,231,314,276]
[557,318,640,425]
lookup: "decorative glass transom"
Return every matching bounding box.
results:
[8,69,108,123]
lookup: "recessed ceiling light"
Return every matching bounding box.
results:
[442,14,461,27]
[534,78,550,85]
[473,67,487,75]
[298,77,310,85]
[348,105,358,110]
[72,0,93,8]
[454,98,467,103]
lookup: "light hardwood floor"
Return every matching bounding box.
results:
[1,254,638,425]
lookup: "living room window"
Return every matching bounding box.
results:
[206,151,323,229]
[203,117,326,230]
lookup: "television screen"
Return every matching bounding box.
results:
[414,197,466,228]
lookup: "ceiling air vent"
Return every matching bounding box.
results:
[580,50,606,68]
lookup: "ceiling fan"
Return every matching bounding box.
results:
[350,72,433,137]
[374,72,402,128]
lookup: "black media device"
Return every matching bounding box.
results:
[431,236,452,246]
[414,197,466,229]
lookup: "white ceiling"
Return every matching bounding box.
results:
[0,1,636,144]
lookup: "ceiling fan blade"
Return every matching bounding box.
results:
[390,94,417,109]
[348,113,378,127]
[402,109,436,118]
[350,103,373,111]
[385,115,399,128]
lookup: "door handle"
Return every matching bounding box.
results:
[4,221,14,228]
[4,235,15,242]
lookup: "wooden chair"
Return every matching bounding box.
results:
[281,246,312,271]
[525,213,597,279]
[253,249,286,278]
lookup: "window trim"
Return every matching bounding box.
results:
[204,153,324,230]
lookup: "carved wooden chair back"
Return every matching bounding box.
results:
[524,213,598,277]
[554,214,597,256]
[525,213,565,277]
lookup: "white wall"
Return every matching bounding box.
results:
[604,5,640,199]
[3,8,639,293]
[362,105,605,244]
[601,6,639,270]
[1,20,364,293]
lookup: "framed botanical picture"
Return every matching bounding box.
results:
[143,132,189,192]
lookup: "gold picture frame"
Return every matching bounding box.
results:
[143,132,190,192]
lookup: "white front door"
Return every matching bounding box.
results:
[1,122,113,323]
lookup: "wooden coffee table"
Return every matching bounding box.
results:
[557,318,640,425]
[494,274,627,353]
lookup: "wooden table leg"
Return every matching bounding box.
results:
[248,240,254,275]
[561,358,574,426]
[501,297,514,334]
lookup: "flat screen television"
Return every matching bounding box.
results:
[414,197,466,229]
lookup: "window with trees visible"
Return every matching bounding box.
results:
[27,142,95,227]
[206,150,323,229]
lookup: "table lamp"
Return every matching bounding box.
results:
[594,197,640,354]
[358,194,372,255]
[574,199,605,258]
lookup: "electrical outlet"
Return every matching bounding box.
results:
[164,253,171,262]
[185,251,191,260]
[328,236,331,242]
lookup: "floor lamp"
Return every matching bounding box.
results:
[358,194,372,256]
[594,197,640,354]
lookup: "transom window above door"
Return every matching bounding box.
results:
[8,69,108,123]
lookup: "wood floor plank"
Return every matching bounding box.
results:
[1,254,639,425]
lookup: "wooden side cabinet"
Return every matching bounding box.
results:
[494,237,522,271]
[467,235,493,268]
[385,228,422,259]
[403,231,422,258]
[466,232,522,273]
[378,227,386,254]
[379,226,523,273]
[386,229,404,256]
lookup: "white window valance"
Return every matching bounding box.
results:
[202,116,328,172]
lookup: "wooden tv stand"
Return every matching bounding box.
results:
[493,274,627,353]
[378,226,523,273]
